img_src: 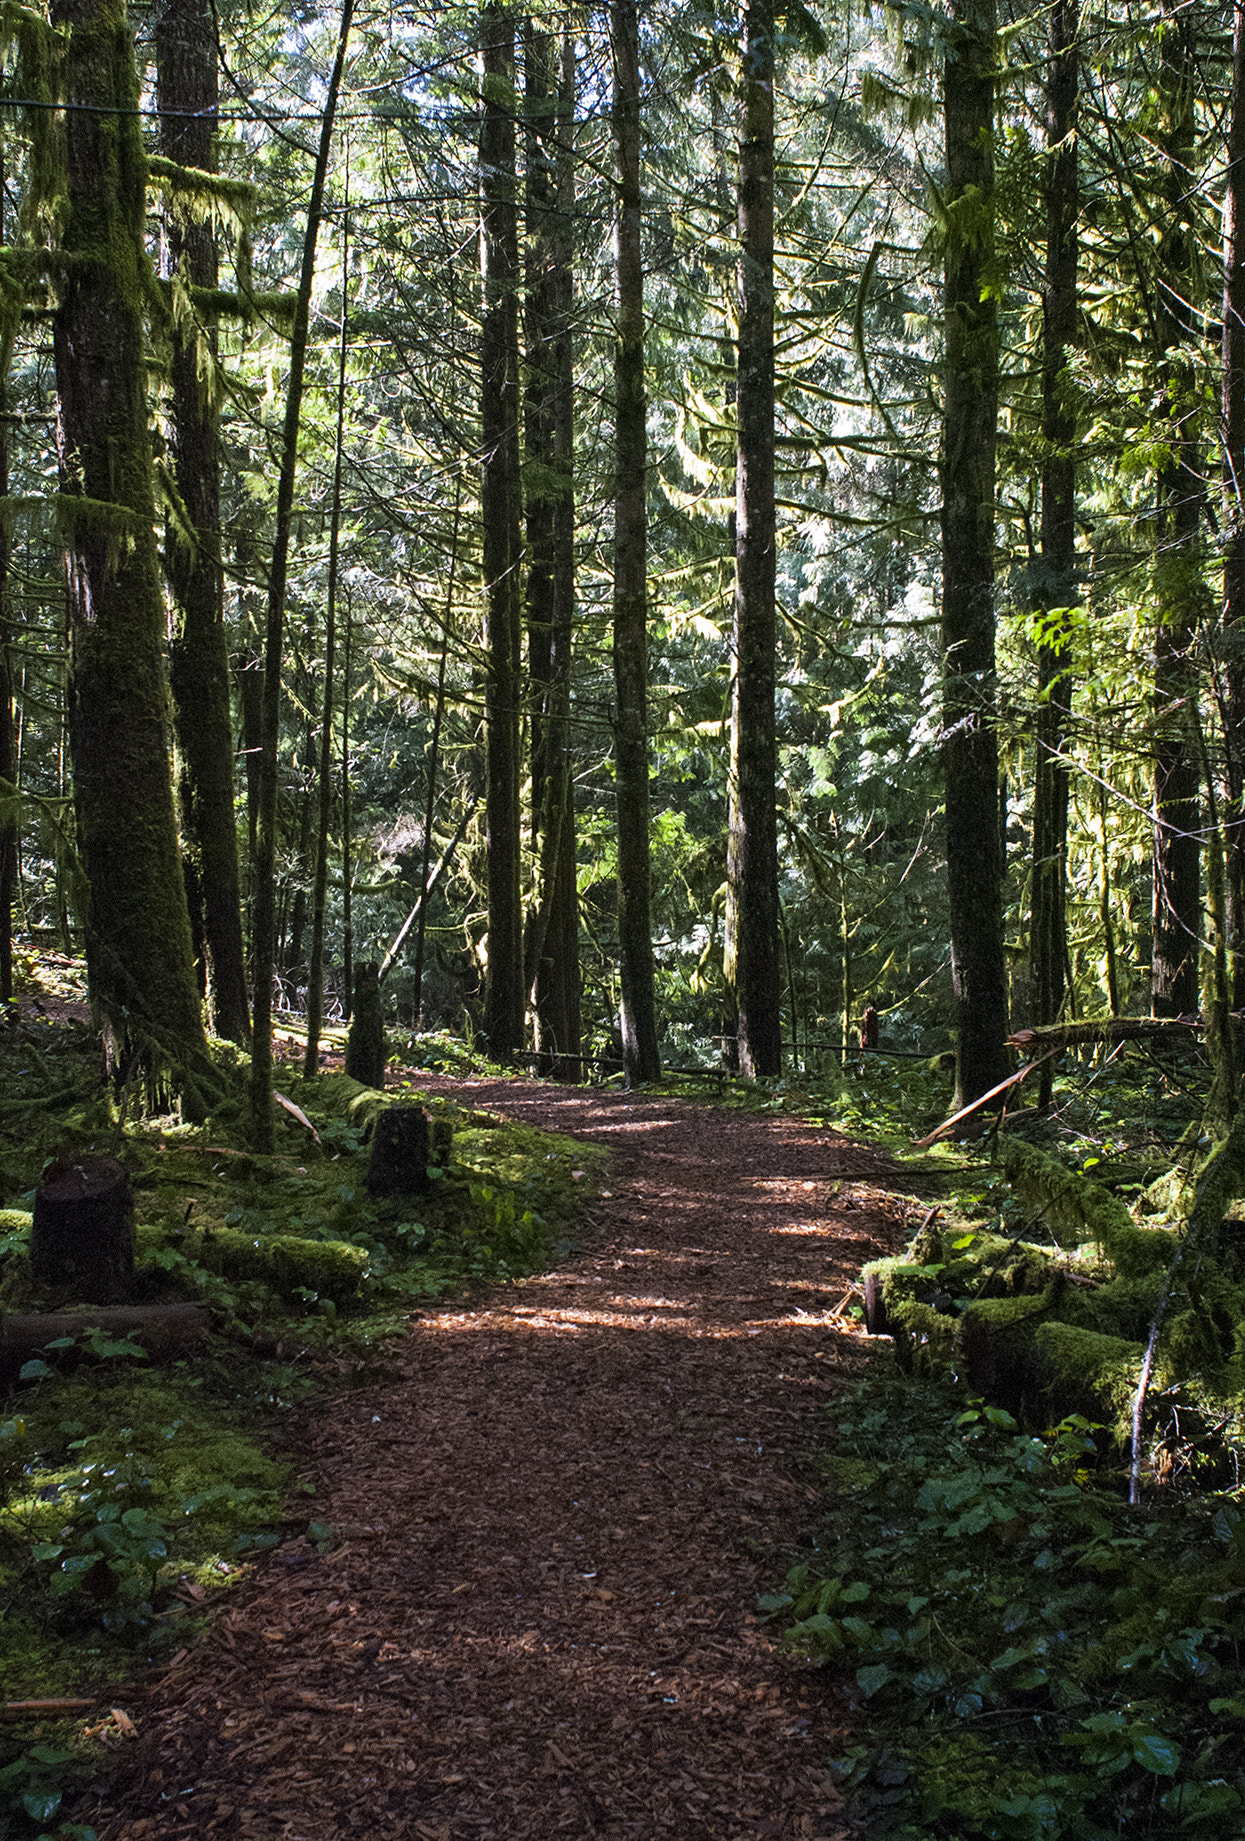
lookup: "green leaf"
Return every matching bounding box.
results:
[856,1663,891,1696]
[21,1791,63,1822]
[19,1358,52,1380]
[1132,1731,1180,1776]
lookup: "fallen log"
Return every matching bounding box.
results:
[1007,1017,1202,1050]
[0,1303,210,1375]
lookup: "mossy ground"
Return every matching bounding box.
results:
[0,990,604,1838]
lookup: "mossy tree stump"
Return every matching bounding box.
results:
[345,961,385,1088]
[31,1156,135,1302]
[366,1107,431,1196]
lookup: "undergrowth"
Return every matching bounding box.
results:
[0,998,604,1840]
[769,1370,1245,1840]
[751,1038,1245,1838]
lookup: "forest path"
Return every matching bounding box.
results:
[86,1077,918,1841]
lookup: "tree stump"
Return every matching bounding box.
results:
[366,1106,431,1197]
[345,961,385,1089]
[30,1156,135,1302]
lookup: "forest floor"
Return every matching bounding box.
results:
[77,1074,922,1841]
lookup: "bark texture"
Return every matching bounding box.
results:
[726,0,781,1079]
[31,1155,134,1303]
[525,26,581,1076]
[1225,0,1245,1003]
[941,0,1009,1104]
[480,4,525,1061]
[157,0,250,1046]
[1150,0,1202,1018]
[52,0,208,1082]
[1030,0,1078,1108]
[612,0,661,1084]
[248,0,353,1146]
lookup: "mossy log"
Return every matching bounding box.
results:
[185,1226,367,1305]
[0,1303,209,1376]
[1004,1139,1174,1275]
[1008,1018,1202,1050]
[30,1156,134,1302]
[956,1292,1151,1442]
[345,961,385,1089]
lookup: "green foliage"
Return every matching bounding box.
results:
[773,1372,1245,1839]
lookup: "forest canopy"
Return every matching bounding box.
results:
[0,0,1237,1122]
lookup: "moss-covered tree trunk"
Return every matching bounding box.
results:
[1225,0,1245,1004]
[726,0,782,1080]
[52,0,209,1085]
[248,0,354,1147]
[940,0,1009,1105]
[1150,0,1202,1020]
[157,0,250,1047]
[612,0,660,1085]
[480,2,525,1062]
[525,25,580,1078]
[1030,0,1078,1111]
[303,221,348,1078]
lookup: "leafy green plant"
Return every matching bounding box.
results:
[771,1373,1245,1837]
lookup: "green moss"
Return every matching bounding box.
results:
[890,1299,957,1377]
[1005,1139,1174,1276]
[184,1226,367,1305]
[1030,1320,1145,1439]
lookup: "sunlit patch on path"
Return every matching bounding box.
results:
[82,1078,915,1841]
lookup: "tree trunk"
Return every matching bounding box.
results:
[1150,0,1201,1019]
[726,0,781,1079]
[344,959,384,1088]
[157,0,250,1047]
[480,3,525,1062]
[248,0,354,1148]
[612,0,661,1084]
[304,217,349,1077]
[1224,0,1245,1003]
[341,597,354,1020]
[940,0,1009,1105]
[526,26,580,1077]
[1030,0,1078,1110]
[52,0,210,1095]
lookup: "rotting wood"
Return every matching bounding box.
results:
[0,1303,210,1373]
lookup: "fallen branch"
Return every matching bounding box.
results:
[1008,1018,1202,1051]
[911,1052,1058,1148]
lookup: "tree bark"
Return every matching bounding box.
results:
[1225,0,1245,1003]
[480,3,525,1061]
[51,0,210,1093]
[940,0,1009,1105]
[1030,0,1078,1110]
[1150,0,1201,1019]
[157,0,250,1046]
[303,216,349,1077]
[526,26,581,1077]
[248,0,354,1147]
[612,0,661,1084]
[726,0,781,1079]
[31,1155,134,1302]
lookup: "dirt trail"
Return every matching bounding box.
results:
[83,1078,918,1841]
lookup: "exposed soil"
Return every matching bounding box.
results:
[80,1077,920,1841]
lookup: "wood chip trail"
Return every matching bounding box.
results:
[83,1079,915,1841]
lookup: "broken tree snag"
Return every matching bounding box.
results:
[344,960,385,1089]
[30,1156,134,1301]
[366,1106,431,1197]
[0,1304,210,1377]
